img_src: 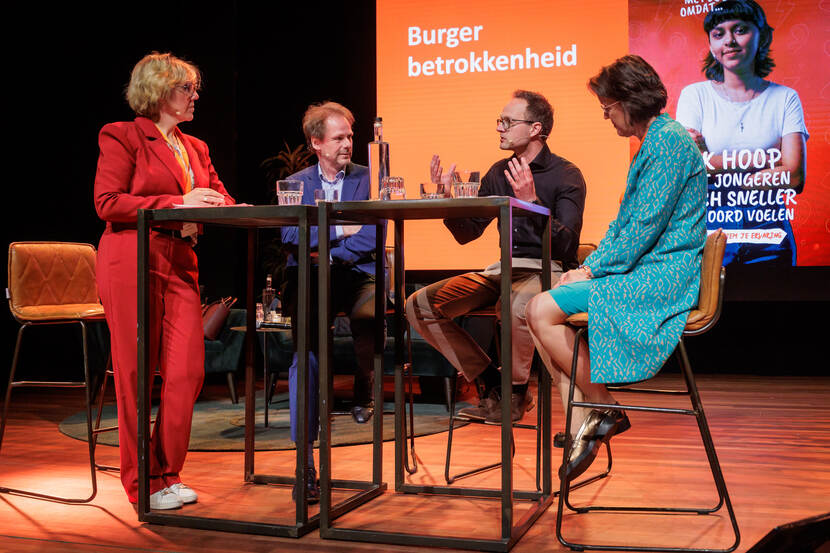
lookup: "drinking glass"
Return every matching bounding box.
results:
[452,170,481,184]
[452,181,481,198]
[380,176,406,200]
[420,182,448,199]
[276,179,303,205]
[314,188,339,204]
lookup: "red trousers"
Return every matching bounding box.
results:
[97,229,205,503]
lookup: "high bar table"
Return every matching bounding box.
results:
[316,196,553,552]
[136,205,384,538]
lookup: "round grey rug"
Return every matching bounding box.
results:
[60,394,470,451]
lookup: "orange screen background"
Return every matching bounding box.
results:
[377,0,630,270]
[378,0,829,269]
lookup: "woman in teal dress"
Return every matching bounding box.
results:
[526,55,707,481]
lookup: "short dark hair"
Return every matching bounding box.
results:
[587,55,667,124]
[702,0,774,80]
[512,89,553,140]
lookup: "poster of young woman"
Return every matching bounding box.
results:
[630,0,830,267]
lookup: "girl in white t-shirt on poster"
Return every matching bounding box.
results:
[676,0,808,266]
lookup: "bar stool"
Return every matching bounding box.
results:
[1,242,107,503]
[556,229,740,552]
[442,311,542,486]
[442,244,598,485]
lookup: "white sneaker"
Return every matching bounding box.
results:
[168,483,198,504]
[149,488,183,510]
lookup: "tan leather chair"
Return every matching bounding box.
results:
[576,243,598,267]
[0,242,107,503]
[555,229,740,552]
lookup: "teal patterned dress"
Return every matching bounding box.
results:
[584,114,706,383]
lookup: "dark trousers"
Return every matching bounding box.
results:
[283,264,379,443]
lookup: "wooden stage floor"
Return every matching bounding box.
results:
[1,374,828,552]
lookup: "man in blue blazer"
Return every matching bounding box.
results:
[281,101,382,503]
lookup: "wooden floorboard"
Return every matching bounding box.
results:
[1,374,828,552]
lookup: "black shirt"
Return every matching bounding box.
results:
[444,143,586,268]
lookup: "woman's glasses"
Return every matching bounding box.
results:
[175,82,199,96]
[600,100,621,116]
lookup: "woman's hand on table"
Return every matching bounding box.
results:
[182,188,226,207]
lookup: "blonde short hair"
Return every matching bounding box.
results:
[302,101,355,149]
[126,52,201,120]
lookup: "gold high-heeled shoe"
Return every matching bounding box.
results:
[560,408,630,481]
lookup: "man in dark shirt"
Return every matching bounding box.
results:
[405,90,586,423]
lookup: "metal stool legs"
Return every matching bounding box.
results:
[92,360,160,473]
[0,321,98,503]
[91,361,120,472]
[401,325,420,475]
[555,328,740,552]
[443,375,535,485]
[442,313,544,488]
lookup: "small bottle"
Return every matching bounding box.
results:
[262,274,275,316]
[368,117,390,200]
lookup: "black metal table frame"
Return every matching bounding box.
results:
[317,197,554,552]
[228,324,290,428]
[136,205,383,537]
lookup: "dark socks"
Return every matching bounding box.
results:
[479,364,528,396]
[479,362,501,394]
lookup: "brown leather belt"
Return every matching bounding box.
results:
[111,223,189,241]
[110,222,137,232]
[153,228,189,240]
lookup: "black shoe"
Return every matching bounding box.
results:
[292,466,320,504]
[351,404,374,424]
[560,408,629,482]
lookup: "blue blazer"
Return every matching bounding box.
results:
[281,162,383,275]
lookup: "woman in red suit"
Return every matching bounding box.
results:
[94,53,235,510]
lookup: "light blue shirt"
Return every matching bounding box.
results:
[318,164,346,239]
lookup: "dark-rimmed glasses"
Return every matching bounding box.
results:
[496,117,534,130]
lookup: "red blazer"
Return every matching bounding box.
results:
[94,116,234,227]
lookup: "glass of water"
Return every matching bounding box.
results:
[314,188,339,204]
[276,179,303,205]
[420,182,448,199]
[452,181,481,198]
[381,176,406,200]
[452,170,481,184]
